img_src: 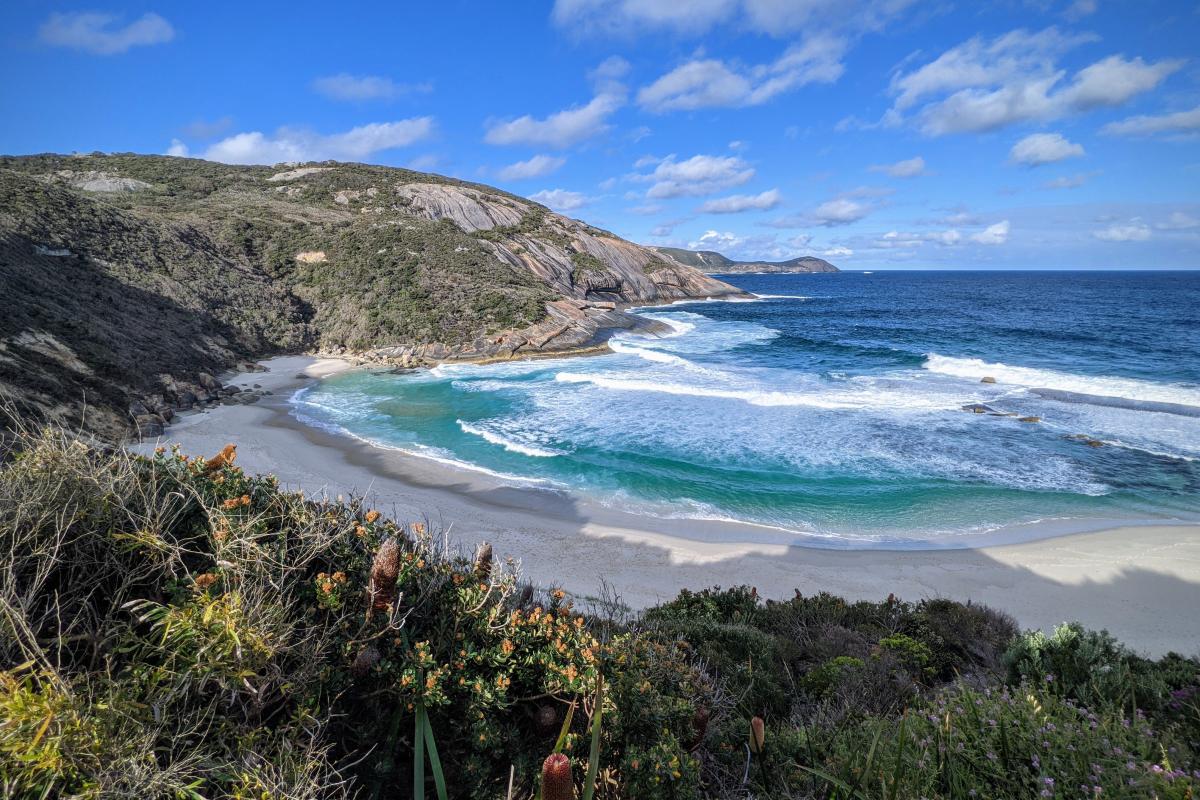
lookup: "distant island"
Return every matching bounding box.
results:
[651,245,839,274]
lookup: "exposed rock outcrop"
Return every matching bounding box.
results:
[0,154,743,440]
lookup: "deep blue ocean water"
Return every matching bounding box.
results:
[292,271,1200,546]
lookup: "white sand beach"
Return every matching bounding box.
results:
[134,355,1200,657]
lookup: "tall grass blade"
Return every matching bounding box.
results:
[553,699,577,754]
[414,705,426,799]
[581,674,604,800]
[887,711,908,800]
[421,708,448,800]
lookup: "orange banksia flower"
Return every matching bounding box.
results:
[203,443,237,474]
[365,510,381,523]
[193,572,218,591]
[351,645,380,678]
[749,716,765,754]
[473,541,493,581]
[367,537,401,618]
[541,753,574,800]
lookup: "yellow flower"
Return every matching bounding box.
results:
[366,510,381,523]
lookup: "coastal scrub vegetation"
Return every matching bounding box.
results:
[1,425,1197,798]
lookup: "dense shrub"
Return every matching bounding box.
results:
[1,428,1196,798]
[796,681,1198,799]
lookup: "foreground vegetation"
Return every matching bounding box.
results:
[1,425,1197,798]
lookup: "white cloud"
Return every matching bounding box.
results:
[869,156,926,177]
[698,189,782,213]
[971,220,1011,245]
[637,36,845,112]
[552,0,737,35]
[497,154,566,180]
[1063,0,1097,20]
[552,0,914,38]
[767,189,886,228]
[823,246,853,257]
[888,28,1182,135]
[1157,211,1199,230]
[1043,172,1092,189]
[312,74,431,102]
[484,91,624,148]
[166,139,188,157]
[530,189,591,211]
[690,230,748,251]
[812,197,870,226]
[926,229,962,245]
[636,154,755,198]
[685,229,813,260]
[39,11,173,55]
[590,55,631,84]
[1093,221,1151,241]
[873,228,963,248]
[630,203,664,215]
[1058,55,1182,111]
[1101,105,1200,138]
[1009,132,1085,166]
[203,118,435,164]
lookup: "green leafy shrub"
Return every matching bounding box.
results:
[1,427,1196,798]
[799,681,1198,800]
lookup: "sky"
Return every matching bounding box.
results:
[2,1,1199,269]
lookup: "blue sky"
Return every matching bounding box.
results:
[2,1,1199,268]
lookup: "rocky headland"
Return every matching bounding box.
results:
[0,154,743,439]
[651,245,839,274]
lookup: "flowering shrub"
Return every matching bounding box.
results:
[802,681,1198,799]
[0,430,1196,799]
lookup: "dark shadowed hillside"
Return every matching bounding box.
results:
[0,154,741,438]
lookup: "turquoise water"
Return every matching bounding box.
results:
[292,271,1200,547]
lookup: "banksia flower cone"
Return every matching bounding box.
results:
[541,753,574,800]
[203,443,237,474]
[474,542,493,581]
[535,704,559,736]
[368,537,401,618]
[351,644,380,678]
[749,716,765,754]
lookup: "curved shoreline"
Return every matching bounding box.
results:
[133,354,1200,656]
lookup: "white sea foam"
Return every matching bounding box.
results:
[608,340,689,365]
[754,293,811,300]
[457,420,562,458]
[923,354,1200,408]
[554,372,959,411]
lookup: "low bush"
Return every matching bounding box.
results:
[1,427,1196,798]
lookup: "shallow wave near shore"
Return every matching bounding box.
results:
[290,272,1200,546]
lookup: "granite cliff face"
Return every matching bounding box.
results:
[0,154,742,438]
[652,246,839,274]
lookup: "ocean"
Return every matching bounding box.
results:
[291,271,1200,547]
